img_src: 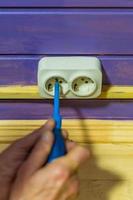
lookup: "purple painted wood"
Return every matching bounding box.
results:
[0,9,133,54]
[0,56,133,85]
[0,100,132,120]
[0,0,133,7]
[0,56,38,85]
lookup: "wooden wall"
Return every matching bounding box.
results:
[0,2,133,200]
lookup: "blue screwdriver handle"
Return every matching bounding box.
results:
[47,81,66,163]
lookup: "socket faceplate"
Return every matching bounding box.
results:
[38,57,102,99]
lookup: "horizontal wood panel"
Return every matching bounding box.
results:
[80,144,133,200]
[0,142,133,180]
[79,144,133,180]
[0,101,132,120]
[0,120,132,199]
[0,56,132,99]
[78,180,133,200]
[0,85,132,99]
[0,120,132,143]
[0,56,133,85]
[0,0,133,7]
[0,144,132,200]
[0,10,133,54]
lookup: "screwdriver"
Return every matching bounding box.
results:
[47,80,66,163]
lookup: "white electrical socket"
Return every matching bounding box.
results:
[38,57,102,99]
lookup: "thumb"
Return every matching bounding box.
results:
[19,131,54,178]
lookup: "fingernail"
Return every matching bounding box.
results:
[45,119,55,128]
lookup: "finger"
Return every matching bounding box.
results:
[59,146,90,174]
[43,146,90,185]
[38,119,55,133]
[18,130,54,177]
[62,129,69,139]
[1,119,55,162]
[65,140,77,152]
[62,129,77,151]
[59,175,80,200]
[0,120,55,184]
[7,119,55,153]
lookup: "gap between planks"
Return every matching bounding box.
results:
[0,85,132,99]
[0,119,132,144]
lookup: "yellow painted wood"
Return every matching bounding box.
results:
[79,144,133,180]
[0,119,132,200]
[78,179,133,200]
[0,120,132,143]
[0,85,132,99]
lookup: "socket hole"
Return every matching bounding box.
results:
[74,84,78,91]
[48,83,52,91]
[71,76,96,97]
[45,76,68,96]
[55,78,58,82]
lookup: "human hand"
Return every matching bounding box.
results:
[0,119,56,200]
[9,121,90,200]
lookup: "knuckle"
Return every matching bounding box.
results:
[54,164,70,182]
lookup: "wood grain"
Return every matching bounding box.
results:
[0,85,132,99]
[78,179,133,200]
[0,9,133,54]
[0,120,132,144]
[0,142,132,181]
[0,0,133,7]
[79,144,133,200]
[0,100,132,120]
[0,56,133,85]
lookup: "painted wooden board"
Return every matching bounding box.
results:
[0,85,132,99]
[79,144,133,180]
[0,0,133,7]
[0,56,133,85]
[0,101,132,120]
[0,142,133,180]
[0,56,132,99]
[0,120,132,143]
[0,9,133,54]
[78,179,133,200]
[79,144,133,200]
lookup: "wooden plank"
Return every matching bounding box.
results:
[0,144,132,200]
[0,85,132,99]
[79,144,133,180]
[0,101,132,120]
[0,120,132,143]
[0,56,133,85]
[0,0,133,7]
[0,142,133,181]
[78,180,133,200]
[79,144,133,200]
[0,9,133,54]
